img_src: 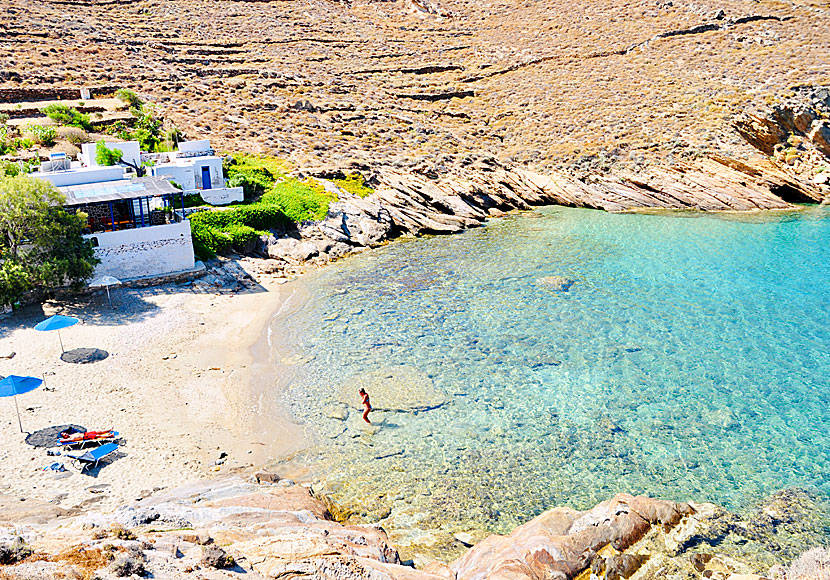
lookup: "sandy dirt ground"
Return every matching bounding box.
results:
[0,277,306,512]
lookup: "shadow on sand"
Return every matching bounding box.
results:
[0,271,269,341]
[60,348,109,364]
[25,424,86,448]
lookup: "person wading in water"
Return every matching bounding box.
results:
[359,388,372,423]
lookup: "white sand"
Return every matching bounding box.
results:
[0,276,305,511]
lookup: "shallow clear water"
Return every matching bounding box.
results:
[271,205,830,546]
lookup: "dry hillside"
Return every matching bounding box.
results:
[1,0,829,208]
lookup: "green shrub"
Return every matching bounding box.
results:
[42,104,92,131]
[115,88,144,110]
[262,177,336,222]
[0,112,9,125]
[0,125,10,155]
[225,223,262,248]
[12,138,34,150]
[25,125,57,146]
[183,193,205,207]
[189,205,283,259]
[332,172,374,198]
[95,140,123,166]
[228,171,270,200]
[189,154,334,259]
[0,160,35,177]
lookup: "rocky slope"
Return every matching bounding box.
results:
[1,477,824,580]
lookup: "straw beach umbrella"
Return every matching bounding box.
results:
[34,314,79,354]
[0,375,42,432]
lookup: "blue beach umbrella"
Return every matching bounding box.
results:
[34,315,79,353]
[0,375,43,433]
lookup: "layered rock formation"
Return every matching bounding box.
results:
[2,477,819,580]
[249,140,826,275]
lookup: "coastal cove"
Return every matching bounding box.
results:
[264,204,830,559]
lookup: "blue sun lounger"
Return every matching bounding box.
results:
[66,443,119,471]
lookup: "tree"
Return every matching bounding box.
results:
[0,175,98,306]
[95,140,146,177]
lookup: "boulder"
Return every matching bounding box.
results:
[338,366,448,412]
[267,238,319,263]
[808,120,830,157]
[451,494,693,580]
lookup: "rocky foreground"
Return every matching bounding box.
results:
[1,476,824,580]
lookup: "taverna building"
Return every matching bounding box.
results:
[29,139,240,281]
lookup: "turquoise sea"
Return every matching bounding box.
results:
[270,205,830,552]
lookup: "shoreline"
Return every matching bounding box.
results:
[0,267,308,512]
[3,204,830,558]
[1,208,829,578]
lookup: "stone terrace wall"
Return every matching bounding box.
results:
[0,86,116,103]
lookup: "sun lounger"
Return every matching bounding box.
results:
[58,429,119,448]
[66,443,119,471]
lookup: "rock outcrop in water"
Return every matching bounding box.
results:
[255,139,827,273]
[1,478,823,580]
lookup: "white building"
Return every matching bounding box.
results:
[30,162,197,281]
[147,139,243,205]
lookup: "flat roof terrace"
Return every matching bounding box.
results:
[61,177,180,206]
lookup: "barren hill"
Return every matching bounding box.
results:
[2,0,829,209]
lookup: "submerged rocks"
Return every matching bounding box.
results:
[537,276,575,292]
[338,366,449,413]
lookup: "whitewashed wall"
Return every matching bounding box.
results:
[151,158,224,192]
[201,187,244,205]
[31,166,123,187]
[152,165,196,191]
[85,221,195,280]
[80,141,142,169]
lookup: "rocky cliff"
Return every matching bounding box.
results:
[1,477,824,580]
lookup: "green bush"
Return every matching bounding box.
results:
[95,140,123,166]
[42,104,92,131]
[225,223,262,248]
[228,171,270,200]
[225,156,282,200]
[12,138,34,150]
[262,178,336,222]
[0,125,10,155]
[189,155,335,259]
[25,125,57,146]
[332,172,374,198]
[183,193,205,207]
[115,88,144,110]
[189,207,279,260]
[0,160,36,177]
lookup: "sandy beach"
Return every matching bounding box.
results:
[0,266,306,512]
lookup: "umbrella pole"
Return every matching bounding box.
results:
[106,286,112,308]
[13,395,22,433]
[58,329,65,354]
